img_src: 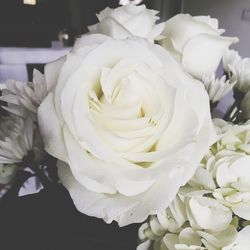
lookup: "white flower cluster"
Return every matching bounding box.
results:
[0,69,52,118]
[0,66,49,186]
[138,119,250,250]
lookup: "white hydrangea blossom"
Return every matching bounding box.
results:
[137,119,250,250]
[223,49,250,93]
[202,74,236,103]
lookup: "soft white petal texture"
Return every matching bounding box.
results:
[38,34,214,226]
[160,14,239,79]
[88,4,164,42]
[182,34,238,79]
[187,197,232,232]
[223,226,250,250]
[58,161,182,226]
[162,14,221,53]
[38,93,67,162]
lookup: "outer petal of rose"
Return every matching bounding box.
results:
[44,56,66,91]
[89,17,133,39]
[38,93,68,162]
[58,161,182,226]
[182,34,239,79]
[163,14,221,53]
[72,34,110,53]
[193,16,222,32]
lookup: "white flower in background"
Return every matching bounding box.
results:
[186,196,232,232]
[223,226,250,250]
[119,0,143,5]
[0,115,33,164]
[223,49,242,73]
[212,119,250,154]
[159,14,238,79]
[137,194,237,250]
[0,63,64,115]
[241,90,250,120]
[223,49,250,93]
[88,4,165,42]
[202,74,236,103]
[0,163,17,185]
[38,33,215,226]
[213,154,250,220]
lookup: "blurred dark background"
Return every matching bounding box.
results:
[0,0,158,47]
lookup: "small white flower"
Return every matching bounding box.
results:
[0,69,51,114]
[88,4,165,42]
[186,196,232,232]
[212,154,250,220]
[212,119,250,155]
[159,14,238,79]
[223,49,242,73]
[223,226,250,250]
[202,74,236,103]
[223,50,250,93]
[0,115,33,164]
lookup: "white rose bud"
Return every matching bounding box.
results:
[88,4,164,42]
[160,14,238,79]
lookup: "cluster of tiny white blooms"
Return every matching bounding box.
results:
[223,49,250,93]
[212,118,250,154]
[202,74,236,103]
[88,4,164,42]
[138,119,250,250]
[137,193,237,250]
[0,69,49,116]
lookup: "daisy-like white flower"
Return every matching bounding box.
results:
[202,74,236,103]
[223,50,250,93]
[223,49,242,73]
[0,69,49,114]
[0,115,33,164]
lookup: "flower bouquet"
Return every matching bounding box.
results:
[1,3,250,250]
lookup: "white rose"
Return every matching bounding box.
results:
[38,34,214,226]
[159,14,238,79]
[88,4,164,42]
